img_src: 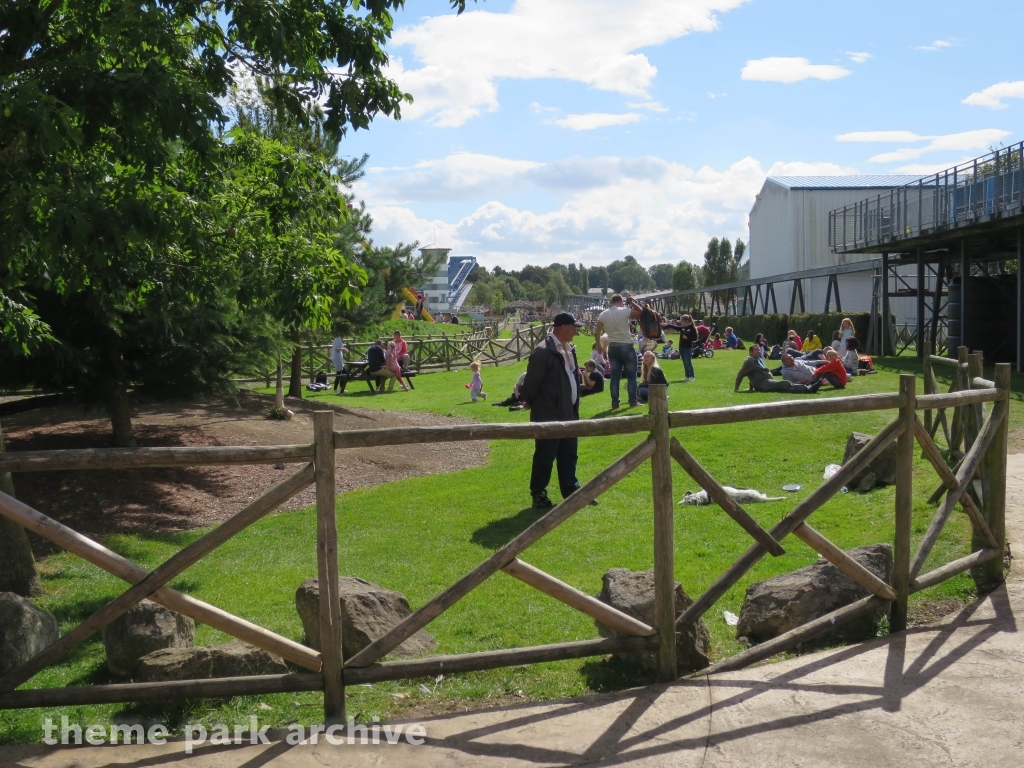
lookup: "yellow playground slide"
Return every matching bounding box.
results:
[394,286,434,322]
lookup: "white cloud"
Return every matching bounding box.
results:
[387,0,749,127]
[915,38,956,52]
[962,81,1024,110]
[530,102,559,114]
[552,112,642,131]
[894,159,977,175]
[843,128,1011,162]
[358,153,858,269]
[628,101,669,112]
[740,57,851,84]
[846,51,872,63]
[836,130,928,143]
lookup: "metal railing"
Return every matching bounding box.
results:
[830,143,1024,252]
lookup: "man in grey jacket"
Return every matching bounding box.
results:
[734,344,820,394]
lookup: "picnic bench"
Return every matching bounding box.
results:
[333,361,417,394]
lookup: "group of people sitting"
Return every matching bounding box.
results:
[327,330,415,393]
[734,317,873,395]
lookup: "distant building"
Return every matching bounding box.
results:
[418,246,452,314]
[417,247,478,316]
[749,175,921,318]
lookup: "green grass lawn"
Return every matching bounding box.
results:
[0,347,1003,743]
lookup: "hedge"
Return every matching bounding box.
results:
[701,312,881,346]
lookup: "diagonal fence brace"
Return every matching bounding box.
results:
[345,438,657,668]
[0,463,315,693]
[676,417,904,631]
[669,438,785,557]
[914,417,998,550]
[0,490,322,671]
[909,400,1004,580]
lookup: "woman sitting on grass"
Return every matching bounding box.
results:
[802,330,821,352]
[841,336,861,375]
[637,351,669,404]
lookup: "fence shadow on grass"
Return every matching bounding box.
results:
[470,506,549,550]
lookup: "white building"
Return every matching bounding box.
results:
[748,176,922,320]
[419,246,452,313]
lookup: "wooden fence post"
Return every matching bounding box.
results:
[980,363,1010,585]
[891,373,916,633]
[313,411,345,725]
[275,359,285,410]
[648,384,677,681]
[923,341,933,435]
[969,351,984,448]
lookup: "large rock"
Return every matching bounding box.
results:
[0,592,59,676]
[843,432,898,490]
[296,577,436,659]
[136,641,287,682]
[102,600,195,678]
[737,543,893,645]
[594,568,710,675]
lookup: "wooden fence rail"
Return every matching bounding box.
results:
[234,323,554,387]
[0,359,1010,722]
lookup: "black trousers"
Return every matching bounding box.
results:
[530,437,580,500]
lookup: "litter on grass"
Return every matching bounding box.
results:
[723,610,740,626]
[679,487,785,506]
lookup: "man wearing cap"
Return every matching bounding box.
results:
[520,312,597,509]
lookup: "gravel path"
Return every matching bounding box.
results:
[2,393,486,545]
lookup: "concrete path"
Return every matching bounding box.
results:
[5,457,1024,768]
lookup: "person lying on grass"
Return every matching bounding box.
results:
[734,343,820,394]
[781,352,846,389]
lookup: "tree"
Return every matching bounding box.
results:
[0,297,49,595]
[649,263,675,290]
[490,286,508,316]
[1,0,471,441]
[590,266,610,295]
[671,262,699,291]
[611,264,654,293]
[720,239,735,283]
[544,271,571,307]
[577,263,590,296]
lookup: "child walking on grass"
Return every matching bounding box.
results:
[386,341,409,391]
[467,360,486,401]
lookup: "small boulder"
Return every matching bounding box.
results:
[737,543,892,645]
[856,472,877,494]
[0,592,59,676]
[844,432,897,488]
[296,577,436,659]
[103,600,195,678]
[136,641,287,682]
[594,568,710,675]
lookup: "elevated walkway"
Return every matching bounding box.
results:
[5,455,1022,767]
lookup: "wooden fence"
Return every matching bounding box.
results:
[0,365,1009,722]
[235,323,553,387]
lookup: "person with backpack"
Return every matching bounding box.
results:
[366,339,396,393]
[594,293,641,409]
[661,313,698,381]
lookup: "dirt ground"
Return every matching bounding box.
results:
[2,393,486,551]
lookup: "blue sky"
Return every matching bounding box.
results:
[343,0,1024,270]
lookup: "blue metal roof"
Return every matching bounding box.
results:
[767,175,924,190]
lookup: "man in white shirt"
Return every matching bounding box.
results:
[594,294,641,409]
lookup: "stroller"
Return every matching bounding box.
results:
[692,323,715,359]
